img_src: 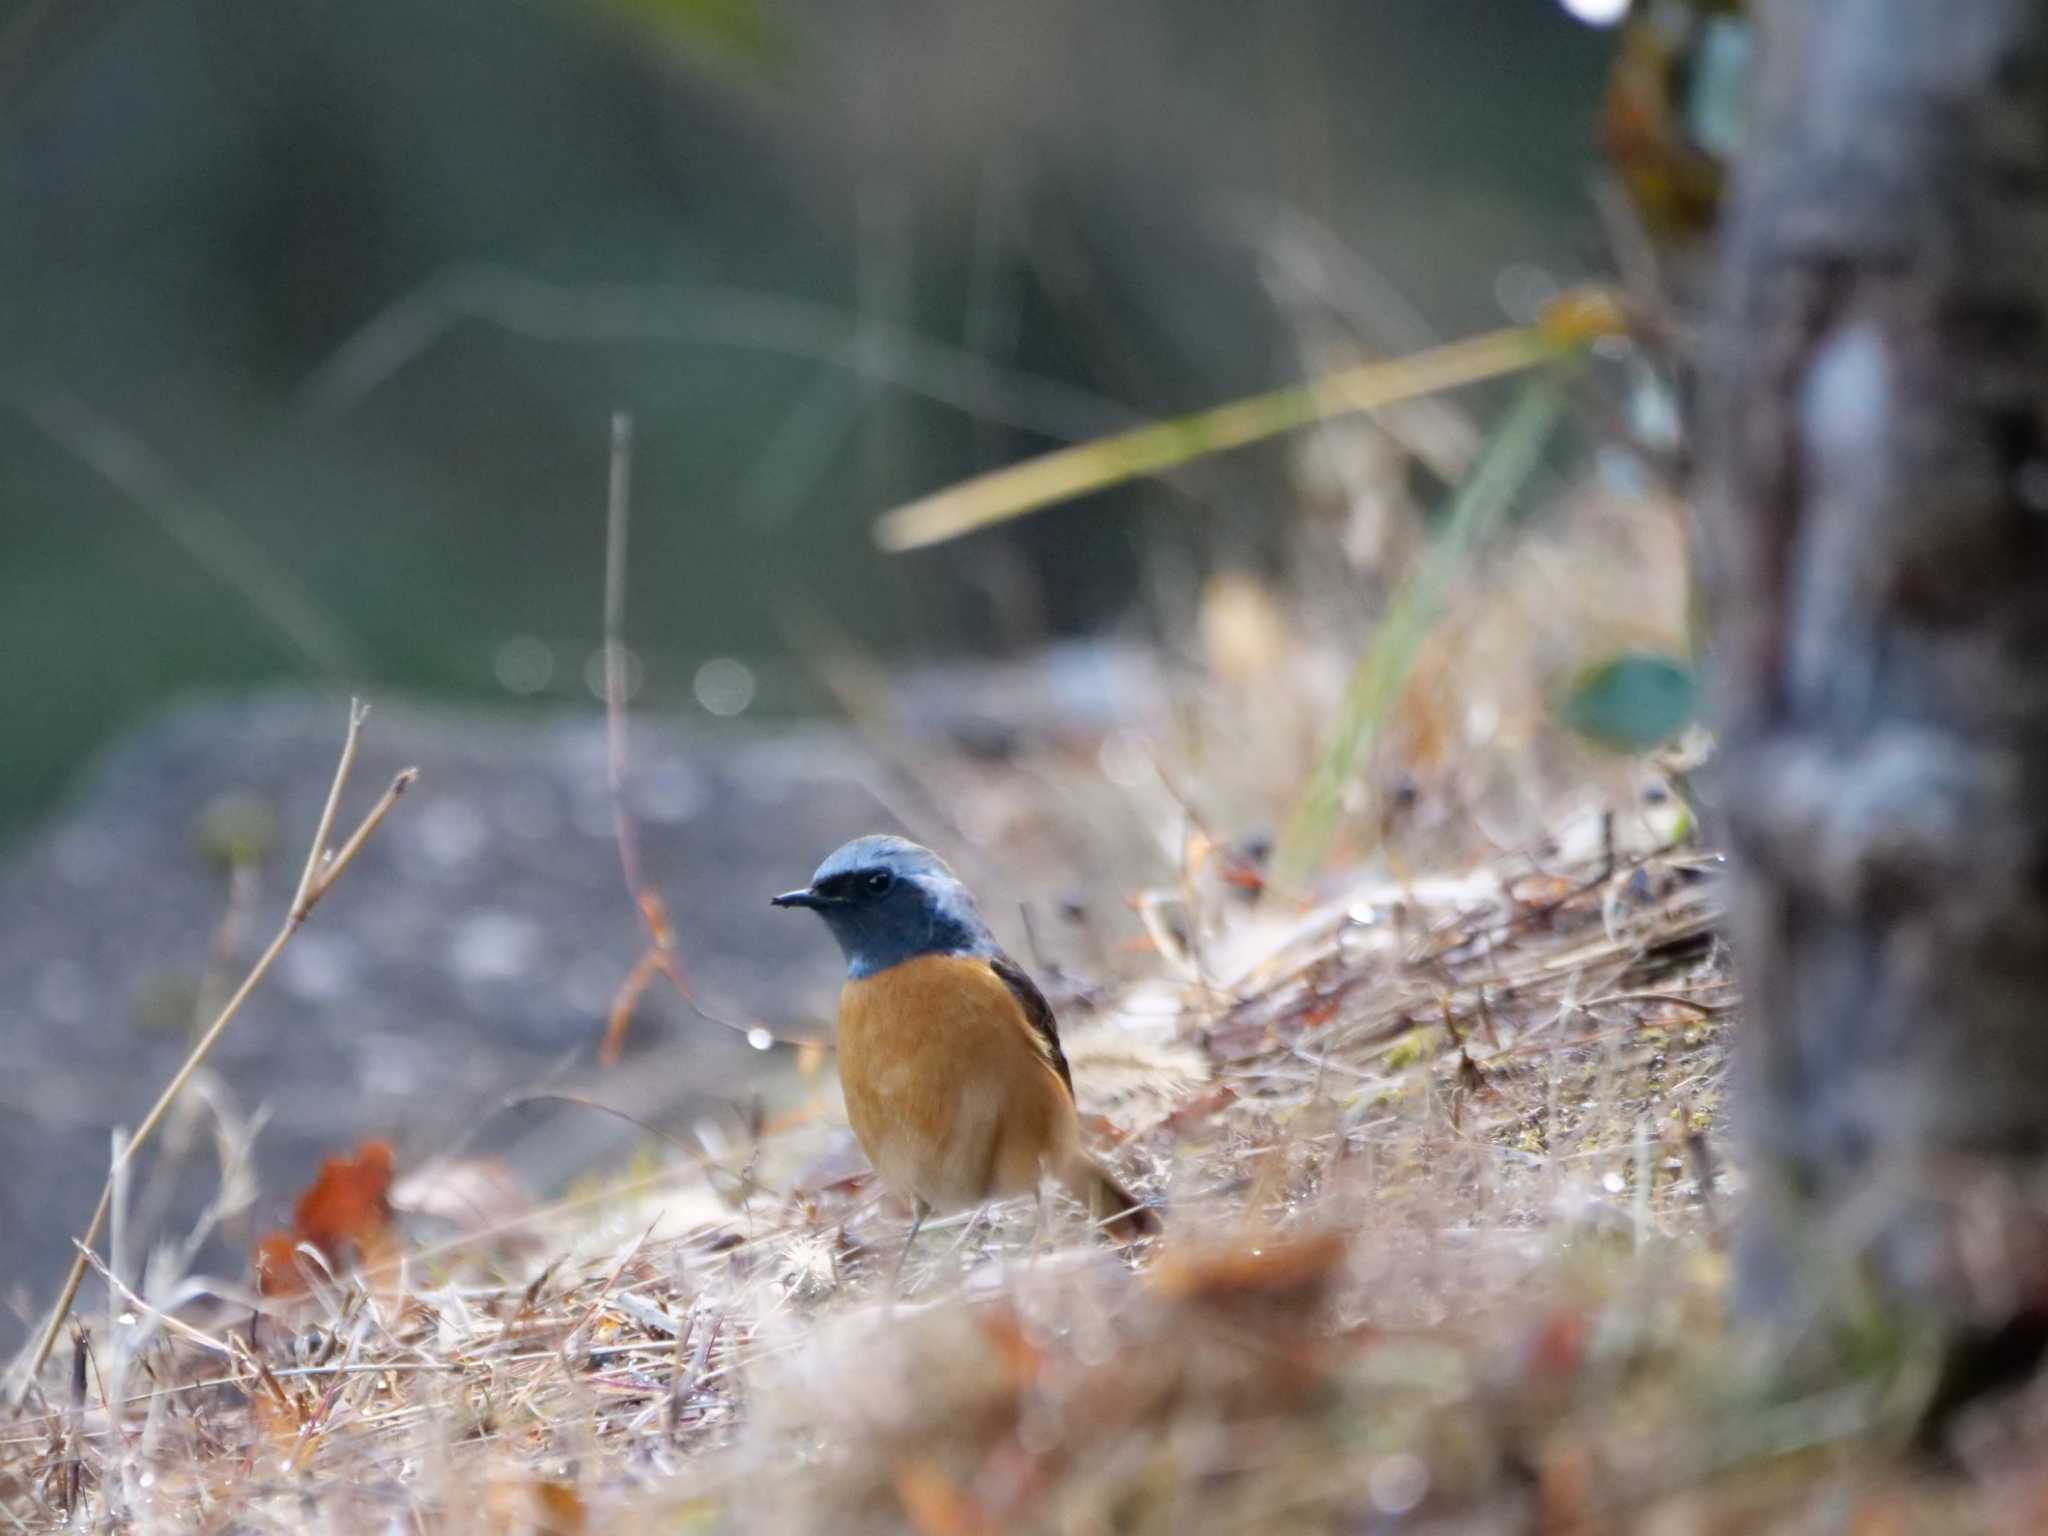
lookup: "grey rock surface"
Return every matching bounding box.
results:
[0,692,900,1341]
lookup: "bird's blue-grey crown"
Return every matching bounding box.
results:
[771,834,998,979]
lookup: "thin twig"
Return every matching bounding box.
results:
[10,702,416,1404]
[594,410,819,1060]
[670,1303,721,1436]
[604,412,642,902]
[71,1243,236,1358]
[2,387,356,679]
[293,698,368,914]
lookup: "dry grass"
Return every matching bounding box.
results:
[9,432,2042,1529]
[11,761,2048,1531]
[0,777,1823,1528]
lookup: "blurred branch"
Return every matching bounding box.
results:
[734,182,915,528]
[733,366,868,529]
[296,265,1143,447]
[3,386,359,681]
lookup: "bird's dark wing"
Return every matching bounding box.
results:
[988,952,1074,1097]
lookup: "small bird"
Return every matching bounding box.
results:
[773,835,1159,1264]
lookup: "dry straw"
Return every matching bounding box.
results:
[9,701,416,1406]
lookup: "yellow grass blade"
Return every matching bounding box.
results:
[871,290,1622,552]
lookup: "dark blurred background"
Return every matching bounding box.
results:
[0,0,1611,847]
[0,0,1631,1328]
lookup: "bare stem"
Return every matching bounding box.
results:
[292,697,368,914]
[592,412,818,1056]
[9,705,417,1405]
[604,411,643,902]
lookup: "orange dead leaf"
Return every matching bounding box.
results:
[1075,1111,1131,1145]
[484,1477,588,1535]
[253,1140,397,1296]
[1843,1490,1915,1536]
[251,1233,306,1298]
[974,1307,1042,1388]
[250,1381,305,1458]
[1523,1307,1592,1381]
[533,1481,587,1534]
[1148,1231,1348,1310]
[294,1140,395,1254]
[1295,996,1341,1029]
[1218,858,1267,895]
[233,1334,311,1452]
[893,1459,991,1536]
[1535,1439,1596,1535]
[1507,872,1584,910]
[1159,1085,1237,1137]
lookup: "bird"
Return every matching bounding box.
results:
[772,834,1160,1269]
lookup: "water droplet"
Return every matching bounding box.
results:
[1369,1452,1430,1513]
[494,635,555,695]
[693,657,756,717]
[585,646,642,702]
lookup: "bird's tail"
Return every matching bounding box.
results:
[1067,1155,1161,1242]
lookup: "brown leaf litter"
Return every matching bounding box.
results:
[7,800,2043,1532]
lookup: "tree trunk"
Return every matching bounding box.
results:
[1705,0,2048,1355]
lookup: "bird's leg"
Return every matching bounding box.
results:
[892,1198,931,1293]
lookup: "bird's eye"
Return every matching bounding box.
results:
[863,870,895,896]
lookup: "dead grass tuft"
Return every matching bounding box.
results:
[10,776,2045,1530]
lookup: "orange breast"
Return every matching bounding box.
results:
[837,953,1077,1213]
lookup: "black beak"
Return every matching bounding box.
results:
[771,887,827,910]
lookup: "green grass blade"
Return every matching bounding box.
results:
[1275,368,1572,886]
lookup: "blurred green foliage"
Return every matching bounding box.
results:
[598,0,794,78]
[0,1,1613,848]
[1557,650,1696,754]
[1278,369,1572,885]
